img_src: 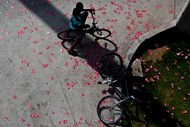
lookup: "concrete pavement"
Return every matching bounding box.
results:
[0,0,188,127]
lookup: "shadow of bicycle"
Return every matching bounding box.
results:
[60,31,118,70]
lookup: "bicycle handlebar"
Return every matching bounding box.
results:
[98,77,117,85]
[89,10,95,16]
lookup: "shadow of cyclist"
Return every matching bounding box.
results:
[61,36,118,70]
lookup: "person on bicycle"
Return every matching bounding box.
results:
[68,2,95,56]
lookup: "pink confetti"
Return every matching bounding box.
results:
[59,120,68,124]
[6,12,12,18]
[24,19,28,23]
[4,117,8,121]
[65,62,69,66]
[155,3,162,9]
[66,82,70,90]
[145,20,152,29]
[20,118,25,123]
[164,102,167,106]
[126,26,132,31]
[131,31,142,41]
[107,19,118,22]
[31,69,36,74]
[28,104,33,110]
[81,93,85,97]
[181,76,185,80]
[33,40,38,44]
[46,45,51,50]
[166,66,170,71]
[171,83,174,89]
[169,9,175,14]
[20,67,24,72]
[17,30,25,36]
[42,64,49,68]
[183,97,186,101]
[65,111,69,115]
[32,49,37,52]
[73,59,79,69]
[130,19,135,25]
[48,58,52,63]
[29,30,33,33]
[51,112,55,114]
[27,123,31,127]
[39,51,43,55]
[101,12,106,15]
[30,113,39,118]
[28,36,32,40]
[50,76,55,80]
[182,109,188,114]
[12,95,17,99]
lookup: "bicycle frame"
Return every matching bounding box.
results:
[83,11,98,33]
[98,70,130,99]
[90,11,97,28]
[108,95,135,111]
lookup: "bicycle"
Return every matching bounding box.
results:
[57,10,111,50]
[97,53,147,126]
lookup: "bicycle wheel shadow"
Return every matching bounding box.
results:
[61,34,118,70]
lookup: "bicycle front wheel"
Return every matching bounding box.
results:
[98,52,123,79]
[97,95,122,126]
[92,29,111,38]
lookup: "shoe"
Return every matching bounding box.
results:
[68,50,78,56]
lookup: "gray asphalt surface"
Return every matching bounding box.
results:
[0,0,188,127]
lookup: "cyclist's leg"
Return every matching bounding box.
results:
[68,38,82,51]
[67,30,83,55]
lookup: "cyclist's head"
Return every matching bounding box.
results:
[76,2,83,11]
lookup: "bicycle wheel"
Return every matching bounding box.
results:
[92,29,111,38]
[98,52,123,79]
[97,95,122,125]
[61,40,72,50]
[57,29,76,40]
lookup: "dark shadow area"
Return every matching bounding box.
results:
[129,27,190,65]
[176,2,190,36]
[18,0,116,72]
[61,37,117,70]
[94,38,118,52]
[18,0,70,32]
[125,76,183,127]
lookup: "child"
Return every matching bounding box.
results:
[68,2,95,56]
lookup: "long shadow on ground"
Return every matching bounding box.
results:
[18,0,116,72]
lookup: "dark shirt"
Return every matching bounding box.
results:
[70,8,83,29]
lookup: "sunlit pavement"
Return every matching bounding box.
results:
[0,0,188,127]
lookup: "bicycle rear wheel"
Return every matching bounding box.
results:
[57,29,76,40]
[92,29,111,38]
[98,52,123,79]
[97,95,122,126]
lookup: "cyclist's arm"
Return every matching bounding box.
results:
[83,9,95,12]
